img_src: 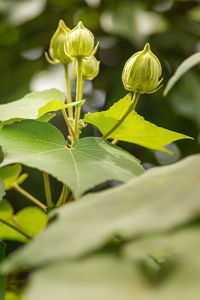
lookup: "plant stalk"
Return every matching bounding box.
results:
[14,183,47,211]
[74,57,84,141]
[43,172,53,207]
[56,184,69,206]
[103,92,140,140]
[64,64,73,119]
[61,109,75,141]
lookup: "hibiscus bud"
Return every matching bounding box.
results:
[45,20,71,65]
[65,21,96,58]
[73,56,100,80]
[122,43,163,94]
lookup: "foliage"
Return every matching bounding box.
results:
[0,1,200,299]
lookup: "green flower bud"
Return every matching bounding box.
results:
[73,56,100,80]
[65,21,96,58]
[122,43,163,94]
[45,20,72,65]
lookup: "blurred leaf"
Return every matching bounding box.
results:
[0,200,48,243]
[0,242,6,300]
[84,94,192,153]
[0,199,13,219]
[0,164,27,190]
[168,73,200,126]
[123,229,200,300]
[5,291,23,300]
[21,230,200,300]
[164,52,200,96]
[24,255,140,300]
[1,153,200,273]
[0,120,144,198]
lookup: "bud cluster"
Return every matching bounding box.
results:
[45,20,99,81]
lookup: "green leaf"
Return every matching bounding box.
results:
[0,242,6,300]
[164,52,200,96]
[5,291,23,300]
[0,164,28,190]
[84,94,192,153]
[24,255,140,300]
[0,199,13,219]
[0,120,144,198]
[0,200,48,243]
[1,154,199,273]
[24,230,200,300]
[0,89,85,126]
[0,89,65,122]
[123,229,200,300]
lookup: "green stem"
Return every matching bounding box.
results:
[103,92,140,140]
[74,57,84,141]
[0,218,31,240]
[56,184,69,206]
[14,183,47,211]
[64,64,73,119]
[61,109,75,142]
[43,172,53,207]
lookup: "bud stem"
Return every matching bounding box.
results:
[43,172,53,207]
[74,57,84,141]
[13,183,47,211]
[103,92,140,140]
[64,64,73,119]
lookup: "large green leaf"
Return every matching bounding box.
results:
[0,164,28,190]
[84,94,192,153]
[0,120,144,198]
[0,89,84,126]
[0,200,48,243]
[0,242,6,300]
[164,52,200,96]
[23,230,200,300]
[5,291,23,300]
[1,154,199,273]
[0,89,65,122]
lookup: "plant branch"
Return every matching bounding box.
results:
[74,57,84,141]
[103,92,140,140]
[43,172,53,207]
[14,183,47,211]
[56,184,69,206]
[61,109,75,141]
[0,218,31,240]
[64,64,73,119]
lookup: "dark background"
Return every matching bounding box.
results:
[0,0,200,210]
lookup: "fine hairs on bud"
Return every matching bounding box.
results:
[122,43,163,94]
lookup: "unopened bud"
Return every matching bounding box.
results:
[73,56,100,80]
[65,21,95,58]
[45,20,72,65]
[122,43,163,94]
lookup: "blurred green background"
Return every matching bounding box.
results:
[0,0,200,213]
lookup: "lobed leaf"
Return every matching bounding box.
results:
[0,120,144,198]
[84,94,192,153]
[1,154,199,273]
